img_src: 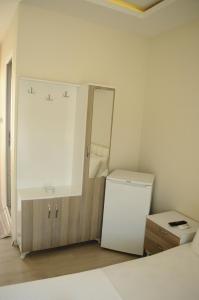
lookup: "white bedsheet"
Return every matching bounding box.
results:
[1,244,199,300]
[104,244,199,300]
[0,269,122,300]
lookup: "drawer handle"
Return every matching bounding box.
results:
[48,205,51,218]
[55,206,59,218]
[159,228,168,235]
[157,245,163,251]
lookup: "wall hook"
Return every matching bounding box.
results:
[28,87,34,94]
[46,94,54,101]
[63,91,69,98]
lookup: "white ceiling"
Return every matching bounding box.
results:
[24,0,199,36]
[0,0,199,44]
[0,0,20,43]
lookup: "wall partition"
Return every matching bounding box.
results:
[17,78,88,197]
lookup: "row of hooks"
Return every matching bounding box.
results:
[28,87,70,101]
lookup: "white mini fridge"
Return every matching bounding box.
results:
[101,170,154,255]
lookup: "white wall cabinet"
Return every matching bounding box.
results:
[17,80,115,257]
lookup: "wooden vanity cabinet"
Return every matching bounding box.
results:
[17,84,115,258]
[20,196,81,255]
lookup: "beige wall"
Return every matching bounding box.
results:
[139,20,199,221]
[2,1,199,235]
[17,2,148,171]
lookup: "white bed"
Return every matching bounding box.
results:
[0,244,199,300]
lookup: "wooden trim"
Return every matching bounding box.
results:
[80,86,95,241]
[109,0,164,13]
[107,88,115,170]
[82,85,95,197]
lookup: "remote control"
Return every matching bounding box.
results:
[168,220,187,227]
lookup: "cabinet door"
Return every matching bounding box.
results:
[51,198,68,248]
[32,199,54,251]
[67,197,81,244]
[21,200,33,253]
[51,197,81,248]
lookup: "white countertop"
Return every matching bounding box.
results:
[18,186,82,201]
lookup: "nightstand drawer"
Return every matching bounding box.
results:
[144,219,180,254]
[146,219,180,246]
[144,236,164,254]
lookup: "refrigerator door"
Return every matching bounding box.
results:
[101,180,152,255]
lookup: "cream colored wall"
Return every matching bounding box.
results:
[2,1,198,237]
[139,20,199,221]
[17,3,148,171]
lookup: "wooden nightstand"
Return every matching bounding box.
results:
[144,211,199,255]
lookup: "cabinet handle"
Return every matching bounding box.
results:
[48,205,51,218]
[55,206,59,218]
